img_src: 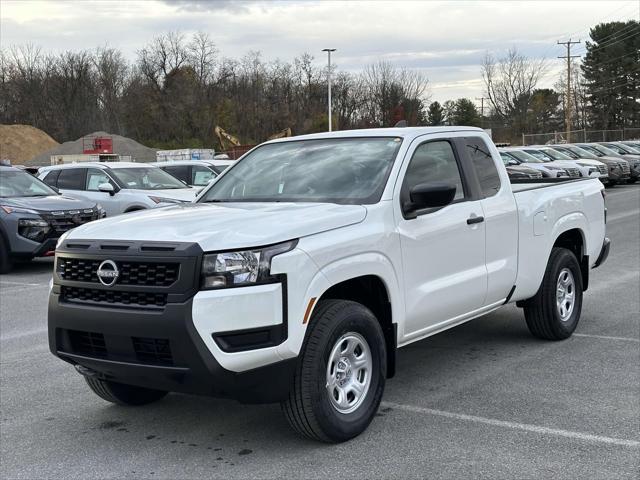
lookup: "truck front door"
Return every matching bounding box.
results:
[396,138,488,340]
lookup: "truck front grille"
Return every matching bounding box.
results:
[61,286,167,309]
[565,168,580,177]
[620,162,631,175]
[57,258,179,287]
[598,164,608,175]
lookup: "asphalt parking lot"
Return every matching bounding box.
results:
[1,184,638,479]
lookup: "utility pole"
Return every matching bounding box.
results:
[475,96,490,127]
[322,48,336,131]
[558,39,581,143]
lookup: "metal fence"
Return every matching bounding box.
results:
[522,128,640,145]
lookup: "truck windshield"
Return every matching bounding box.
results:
[506,150,544,163]
[0,169,58,198]
[199,137,403,204]
[111,167,188,190]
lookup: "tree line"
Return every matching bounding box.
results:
[0,32,431,149]
[0,20,636,148]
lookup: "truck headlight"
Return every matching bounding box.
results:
[200,240,297,289]
[18,218,50,242]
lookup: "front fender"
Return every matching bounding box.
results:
[276,251,403,360]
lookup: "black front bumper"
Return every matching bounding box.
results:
[48,293,297,404]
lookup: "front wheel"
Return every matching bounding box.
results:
[522,247,583,340]
[281,299,386,443]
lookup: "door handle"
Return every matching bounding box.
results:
[467,215,485,225]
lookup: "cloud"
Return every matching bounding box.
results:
[1,0,636,102]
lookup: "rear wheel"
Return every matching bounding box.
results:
[522,247,583,340]
[85,377,168,406]
[281,299,386,443]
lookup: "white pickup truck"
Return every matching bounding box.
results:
[48,127,610,442]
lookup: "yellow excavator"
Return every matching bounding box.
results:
[215,126,292,151]
[214,126,241,152]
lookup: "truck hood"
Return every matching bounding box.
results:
[1,194,96,212]
[66,202,367,251]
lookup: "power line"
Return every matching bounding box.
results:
[576,26,640,54]
[558,39,581,142]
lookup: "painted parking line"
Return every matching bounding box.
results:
[381,401,640,448]
[608,209,640,222]
[574,333,639,342]
[0,280,45,287]
[0,328,47,342]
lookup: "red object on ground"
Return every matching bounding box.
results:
[83,136,113,154]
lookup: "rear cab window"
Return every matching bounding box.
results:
[465,138,501,198]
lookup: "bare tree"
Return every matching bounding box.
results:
[362,60,429,126]
[482,48,547,132]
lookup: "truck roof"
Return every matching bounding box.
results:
[265,126,485,144]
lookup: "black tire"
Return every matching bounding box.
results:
[85,377,168,406]
[0,234,13,274]
[523,247,583,340]
[281,299,387,443]
[627,177,637,184]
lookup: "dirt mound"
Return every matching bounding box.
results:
[0,124,59,164]
[28,131,158,166]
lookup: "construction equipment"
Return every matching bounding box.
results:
[267,128,292,141]
[214,126,241,152]
[83,136,113,154]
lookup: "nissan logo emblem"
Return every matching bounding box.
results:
[97,260,119,286]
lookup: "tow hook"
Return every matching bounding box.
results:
[74,364,98,377]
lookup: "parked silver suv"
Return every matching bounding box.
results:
[38,162,199,217]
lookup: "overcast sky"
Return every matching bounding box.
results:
[2,0,638,105]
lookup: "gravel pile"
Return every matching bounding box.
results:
[28,131,157,165]
[0,124,59,164]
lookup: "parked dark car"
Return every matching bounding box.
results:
[0,166,104,273]
[598,142,640,182]
[575,144,634,184]
[552,145,628,186]
[499,153,543,180]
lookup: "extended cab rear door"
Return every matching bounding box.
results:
[462,137,518,305]
[395,135,488,340]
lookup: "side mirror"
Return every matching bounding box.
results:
[98,183,116,196]
[405,182,457,217]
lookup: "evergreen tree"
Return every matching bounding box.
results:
[581,20,640,129]
[426,101,444,125]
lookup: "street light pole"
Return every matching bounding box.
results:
[322,48,336,131]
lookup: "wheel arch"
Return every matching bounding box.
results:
[551,227,589,291]
[315,274,397,378]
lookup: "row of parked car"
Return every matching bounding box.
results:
[498,141,640,186]
[0,159,234,272]
[1,140,638,273]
